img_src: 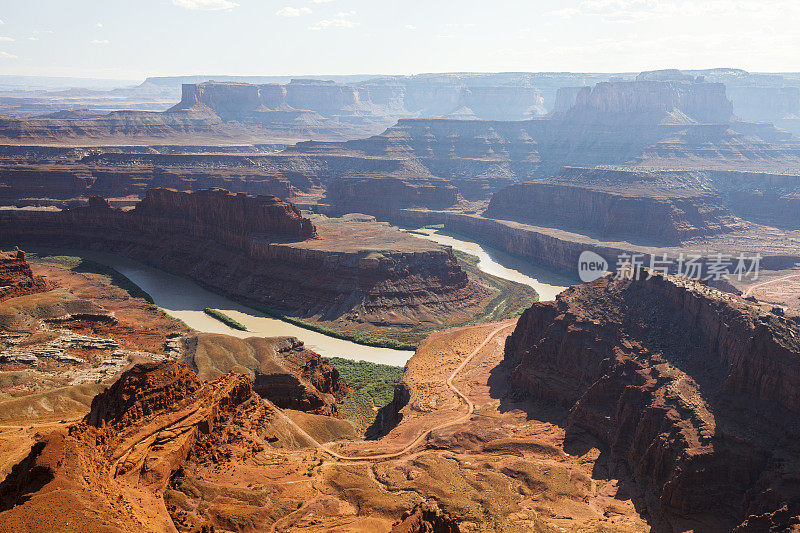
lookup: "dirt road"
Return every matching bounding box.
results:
[270,322,514,462]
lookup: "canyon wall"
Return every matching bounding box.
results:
[172,79,547,122]
[0,188,482,330]
[325,175,462,211]
[705,169,800,229]
[0,164,297,207]
[370,207,800,279]
[484,168,746,244]
[132,187,316,241]
[503,272,800,530]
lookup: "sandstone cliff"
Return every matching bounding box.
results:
[0,164,298,207]
[485,167,746,244]
[172,79,546,123]
[0,248,51,302]
[132,187,316,241]
[503,271,800,530]
[566,77,733,124]
[325,174,462,212]
[0,188,485,333]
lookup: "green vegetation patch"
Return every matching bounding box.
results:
[203,308,248,331]
[234,297,419,350]
[326,357,404,434]
[453,250,539,322]
[28,253,155,304]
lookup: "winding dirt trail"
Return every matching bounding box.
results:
[744,273,800,297]
[270,322,514,462]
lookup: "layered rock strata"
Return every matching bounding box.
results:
[0,248,51,302]
[503,271,800,530]
[0,188,482,329]
[180,333,348,417]
[325,174,462,212]
[485,167,746,244]
[0,361,274,531]
[0,164,298,206]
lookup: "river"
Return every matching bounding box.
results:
[47,231,570,367]
[407,227,573,301]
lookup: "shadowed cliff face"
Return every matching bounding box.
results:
[503,271,800,531]
[484,167,747,245]
[133,187,316,241]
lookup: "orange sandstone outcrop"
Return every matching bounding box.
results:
[0,361,271,532]
[504,271,800,530]
[0,248,51,302]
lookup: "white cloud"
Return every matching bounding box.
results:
[549,7,580,19]
[172,0,239,11]
[572,0,800,23]
[27,36,38,41]
[0,19,4,25]
[309,10,357,30]
[0,51,17,59]
[96,22,103,28]
[90,39,110,45]
[0,37,15,42]
[311,0,335,3]
[276,6,312,17]
[405,24,417,30]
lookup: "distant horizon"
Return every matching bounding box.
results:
[3,67,800,87]
[2,1,800,79]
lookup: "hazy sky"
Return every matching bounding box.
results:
[0,0,799,81]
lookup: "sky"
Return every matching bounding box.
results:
[0,0,799,81]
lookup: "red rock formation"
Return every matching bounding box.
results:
[504,271,800,530]
[0,248,51,301]
[133,187,316,241]
[181,334,348,417]
[0,188,482,331]
[392,502,461,533]
[0,361,271,531]
[485,167,746,244]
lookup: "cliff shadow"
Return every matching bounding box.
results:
[487,356,570,427]
[0,441,53,512]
